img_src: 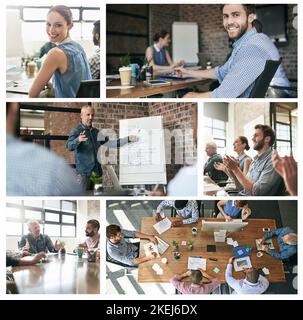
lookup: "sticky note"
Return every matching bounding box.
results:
[181,241,186,246]
[213,267,220,273]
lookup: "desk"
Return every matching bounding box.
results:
[106,78,211,98]
[138,217,285,283]
[203,176,225,196]
[6,69,35,98]
[12,254,100,294]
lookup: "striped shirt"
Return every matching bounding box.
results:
[211,27,290,98]
[156,200,199,224]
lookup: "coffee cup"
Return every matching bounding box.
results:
[257,251,263,258]
[28,61,36,74]
[161,257,168,264]
[192,227,198,236]
[129,63,138,78]
[119,66,132,86]
[75,247,84,258]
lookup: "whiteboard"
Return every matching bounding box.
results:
[119,116,167,185]
[172,22,199,65]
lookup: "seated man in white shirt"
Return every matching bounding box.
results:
[225,256,269,294]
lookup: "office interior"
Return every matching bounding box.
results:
[6,3,100,97]
[6,200,99,252]
[6,199,100,294]
[13,102,197,195]
[106,200,297,295]
[203,101,298,159]
[106,4,297,88]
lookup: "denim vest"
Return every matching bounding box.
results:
[52,41,92,97]
[149,45,169,66]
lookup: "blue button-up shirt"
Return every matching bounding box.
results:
[239,148,282,196]
[211,27,290,98]
[107,229,139,266]
[156,200,199,224]
[263,227,297,260]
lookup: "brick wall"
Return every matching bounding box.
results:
[180,4,297,80]
[149,5,180,46]
[93,102,197,189]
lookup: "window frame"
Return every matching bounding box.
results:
[6,200,77,238]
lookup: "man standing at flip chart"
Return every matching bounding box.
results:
[66,105,137,190]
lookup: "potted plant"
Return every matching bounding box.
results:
[90,171,103,195]
[60,241,66,255]
[172,240,179,251]
[186,240,194,251]
[120,54,131,67]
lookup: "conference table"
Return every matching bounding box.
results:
[106,78,211,98]
[12,254,100,294]
[138,217,285,284]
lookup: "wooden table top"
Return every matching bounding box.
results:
[138,217,285,283]
[6,69,35,98]
[106,78,211,98]
[203,175,222,196]
[12,254,100,294]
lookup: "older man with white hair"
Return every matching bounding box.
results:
[66,105,137,190]
[258,227,297,260]
[204,142,228,183]
[19,220,61,255]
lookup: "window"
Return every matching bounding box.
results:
[270,103,297,157]
[204,117,227,155]
[6,200,77,238]
[9,5,100,41]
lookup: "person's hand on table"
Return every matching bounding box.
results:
[32,252,46,264]
[173,67,187,77]
[149,235,158,245]
[225,216,233,222]
[171,220,183,227]
[78,131,87,142]
[128,135,137,143]
[149,252,158,260]
[257,238,265,245]
[155,213,163,222]
[182,92,200,98]
[261,245,269,252]
[22,250,31,257]
[214,162,226,171]
[228,256,235,264]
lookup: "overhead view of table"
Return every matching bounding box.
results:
[138,217,285,284]
[12,254,100,294]
[106,78,211,98]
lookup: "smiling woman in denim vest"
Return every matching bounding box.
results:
[29,5,91,98]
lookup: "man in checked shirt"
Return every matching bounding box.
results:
[89,20,100,80]
[176,4,290,98]
[154,200,199,227]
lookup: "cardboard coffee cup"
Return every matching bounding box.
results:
[28,61,36,74]
[119,66,131,86]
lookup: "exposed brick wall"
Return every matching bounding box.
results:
[93,102,197,189]
[278,4,297,80]
[149,5,181,46]
[148,103,196,183]
[180,4,297,80]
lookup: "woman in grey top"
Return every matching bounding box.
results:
[214,136,252,175]
[145,30,184,74]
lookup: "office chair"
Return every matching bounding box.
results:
[248,58,282,98]
[106,248,138,275]
[76,80,100,98]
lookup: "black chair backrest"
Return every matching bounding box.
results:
[249,58,282,98]
[106,247,136,268]
[76,80,100,98]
